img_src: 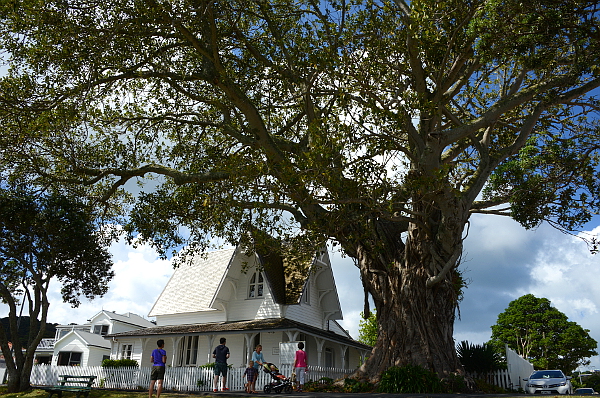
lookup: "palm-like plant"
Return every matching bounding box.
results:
[457,341,502,378]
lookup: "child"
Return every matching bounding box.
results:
[243,360,258,393]
[269,364,287,384]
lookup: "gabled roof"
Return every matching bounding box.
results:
[149,247,237,316]
[57,330,110,350]
[90,311,155,328]
[252,232,316,305]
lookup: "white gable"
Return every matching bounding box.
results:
[149,247,237,316]
[55,330,110,349]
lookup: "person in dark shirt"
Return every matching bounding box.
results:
[212,337,230,392]
[149,339,167,398]
[243,360,258,393]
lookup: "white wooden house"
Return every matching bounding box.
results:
[107,246,371,371]
[47,311,155,367]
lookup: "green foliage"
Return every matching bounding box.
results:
[490,294,597,373]
[101,359,139,368]
[581,373,600,391]
[473,378,507,394]
[441,373,468,393]
[0,317,57,348]
[303,377,374,393]
[457,340,503,375]
[198,362,232,369]
[357,311,377,347]
[1,0,600,378]
[378,364,443,393]
[342,378,375,393]
[0,188,114,392]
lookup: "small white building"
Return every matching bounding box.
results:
[108,246,371,370]
[49,311,155,367]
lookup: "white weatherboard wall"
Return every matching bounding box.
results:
[506,344,534,390]
[87,346,110,366]
[285,277,324,329]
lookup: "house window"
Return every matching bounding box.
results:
[248,271,264,298]
[58,351,82,366]
[302,281,310,305]
[178,336,199,366]
[93,324,109,335]
[325,347,334,368]
[121,344,132,359]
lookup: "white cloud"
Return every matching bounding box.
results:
[0,237,173,325]
[2,217,599,371]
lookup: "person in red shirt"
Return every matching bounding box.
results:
[293,342,307,392]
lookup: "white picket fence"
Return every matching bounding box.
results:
[467,369,514,391]
[30,364,355,392]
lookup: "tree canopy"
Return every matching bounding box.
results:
[0,0,599,379]
[489,294,597,373]
[0,189,114,392]
[358,311,378,348]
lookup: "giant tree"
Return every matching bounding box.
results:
[0,0,599,380]
[0,189,114,392]
[490,294,597,373]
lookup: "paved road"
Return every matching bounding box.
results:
[195,392,528,398]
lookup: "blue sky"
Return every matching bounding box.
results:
[1,213,599,371]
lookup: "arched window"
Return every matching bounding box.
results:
[248,271,264,298]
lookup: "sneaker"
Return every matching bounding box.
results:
[222,388,229,391]
[213,389,218,392]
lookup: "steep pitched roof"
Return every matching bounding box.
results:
[90,311,155,328]
[252,233,316,305]
[148,247,237,316]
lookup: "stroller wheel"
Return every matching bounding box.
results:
[283,384,293,394]
[264,384,272,394]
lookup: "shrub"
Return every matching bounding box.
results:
[343,378,375,393]
[473,378,506,393]
[101,358,139,368]
[378,364,442,393]
[441,373,468,393]
[198,362,232,369]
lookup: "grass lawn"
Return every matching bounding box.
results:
[0,387,595,398]
[0,388,228,398]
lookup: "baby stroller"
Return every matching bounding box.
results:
[262,363,294,394]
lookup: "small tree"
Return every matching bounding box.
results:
[0,188,114,392]
[358,311,378,347]
[490,294,597,373]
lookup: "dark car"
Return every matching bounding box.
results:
[575,388,598,395]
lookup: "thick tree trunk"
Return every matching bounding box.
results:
[5,348,36,392]
[348,198,467,381]
[358,255,461,380]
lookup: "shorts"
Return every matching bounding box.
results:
[295,367,306,385]
[214,362,228,377]
[151,365,166,380]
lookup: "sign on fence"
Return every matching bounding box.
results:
[278,342,304,365]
